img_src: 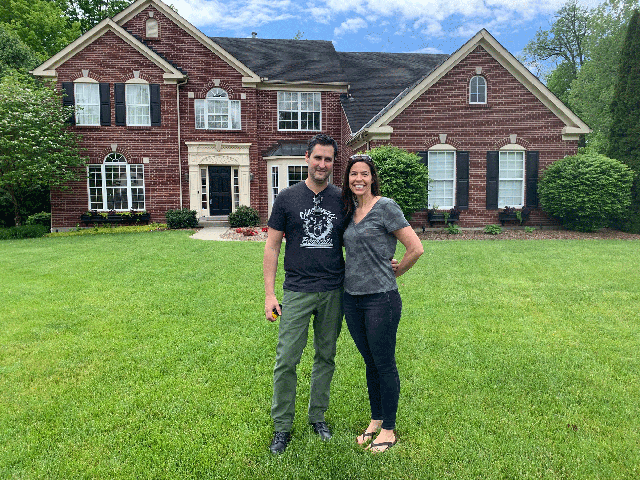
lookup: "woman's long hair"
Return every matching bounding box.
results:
[341,154,381,219]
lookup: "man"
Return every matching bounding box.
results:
[263,133,345,454]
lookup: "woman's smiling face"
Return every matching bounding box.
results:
[349,161,373,197]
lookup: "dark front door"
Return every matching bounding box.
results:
[208,166,231,215]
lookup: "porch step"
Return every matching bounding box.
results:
[199,215,229,228]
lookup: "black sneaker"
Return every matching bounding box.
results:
[310,421,332,441]
[269,431,291,454]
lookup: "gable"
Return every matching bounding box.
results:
[112,0,260,85]
[349,29,590,146]
[31,18,185,83]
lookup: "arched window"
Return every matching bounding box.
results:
[469,76,486,104]
[87,153,145,210]
[195,88,241,130]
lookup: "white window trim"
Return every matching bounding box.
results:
[195,88,241,130]
[427,147,456,209]
[497,149,525,208]
[125,82,150,126]
[266,157,321,216]
[87,154,145,211]
[277,91,321,131]
[469,75,487,105]
[74,82,100,126]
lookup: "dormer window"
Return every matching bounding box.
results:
[469,76,486,104]
[195,88,241,130]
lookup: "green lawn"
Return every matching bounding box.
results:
[1,231,639,479]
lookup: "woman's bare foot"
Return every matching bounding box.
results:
[366,428,397,453]
[356,419,382,445]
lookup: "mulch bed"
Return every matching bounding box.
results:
[218,227,640,241]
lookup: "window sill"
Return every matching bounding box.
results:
[468,103,490,109]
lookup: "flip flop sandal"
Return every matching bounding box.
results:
[357,430,376,445]
[369,438,397,453]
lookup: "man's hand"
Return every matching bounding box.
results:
[265,294,281,322]
[391,258,399,273]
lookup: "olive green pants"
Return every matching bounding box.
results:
[271,288,343,432]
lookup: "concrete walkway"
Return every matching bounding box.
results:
[189,227,231,241]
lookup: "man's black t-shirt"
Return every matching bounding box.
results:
[267,181,345,292]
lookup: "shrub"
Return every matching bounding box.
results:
[25,212,51,227]
[228,205,260,227]
[538,152,633,232]
[446,223,460,234]
[0,224,48,240]
[165,209,198,229]
[367,145,429,220]
[484,224,502,235]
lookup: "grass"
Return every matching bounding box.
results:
[1,231,639,479]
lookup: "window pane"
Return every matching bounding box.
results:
[126,84,150,126]
[272,166,279,203]
[428,151,456,208]
[75,83,100,125]
[498,151,524,207]
[195,100,205,129]
[288,165,308,186]
[230,100,241,129]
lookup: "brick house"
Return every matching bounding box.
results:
[32,0,590,230]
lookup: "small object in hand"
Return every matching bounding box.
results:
[271,304,283,320]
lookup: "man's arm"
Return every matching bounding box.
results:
[263,227,285,321]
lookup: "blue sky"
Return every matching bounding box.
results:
[170,0,604,60]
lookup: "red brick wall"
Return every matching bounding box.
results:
[371,46,579,228]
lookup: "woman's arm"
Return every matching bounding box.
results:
[393,226,424,277]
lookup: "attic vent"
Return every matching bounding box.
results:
[251,32,257,38]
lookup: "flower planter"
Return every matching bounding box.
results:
[428,211,460,227]
[498,210,530,226]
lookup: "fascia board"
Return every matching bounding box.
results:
[367,29,591,135]
[113,0,260,83]
[31,19,185,82]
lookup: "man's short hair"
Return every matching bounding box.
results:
[307,134,338,159]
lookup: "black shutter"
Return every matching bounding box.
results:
[61,82,75,125]
[150,84,161,126]
[486,151,499,210]
[526,151,539,208]
[456,151,469,210]
[114,83,126,126]
[99,83,111,126]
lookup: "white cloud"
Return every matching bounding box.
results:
[334,17,368,37]
[411,46,445,54]
[365,34,383,43]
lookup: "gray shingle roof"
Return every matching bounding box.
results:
[337,52,449,132]
[209,37,449,134]
[210,37,348,84]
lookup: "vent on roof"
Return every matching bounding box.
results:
[251,32,257,38]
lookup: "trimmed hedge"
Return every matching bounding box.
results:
[538,152,634,232]
[165,209,199,229]
[228,206,260,228]
[0,224,49,240]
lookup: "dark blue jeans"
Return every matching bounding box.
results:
[344,289,402,430]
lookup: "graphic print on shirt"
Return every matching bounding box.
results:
[300,195,336,248]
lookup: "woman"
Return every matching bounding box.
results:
[341,154,424,453]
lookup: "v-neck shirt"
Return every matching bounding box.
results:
[343,196,410,295]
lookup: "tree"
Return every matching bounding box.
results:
[0,73,87,225]
[0,25,39,77]
[607,9,640,232]
[522,0,590,84]
[59,0,134,33]
[366,145,429,220]
[569,0,638,153]
[0,0,81,58]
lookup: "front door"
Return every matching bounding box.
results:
[208,166,231,215]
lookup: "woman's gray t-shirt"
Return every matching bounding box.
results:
[343,197,410,295]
